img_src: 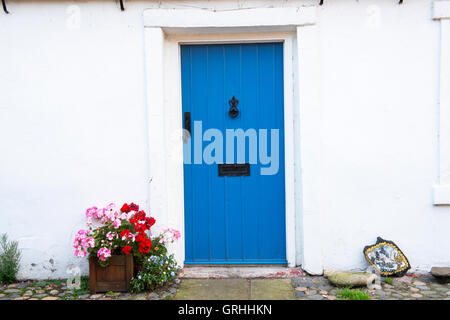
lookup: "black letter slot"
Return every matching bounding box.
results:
[218,163,250,177]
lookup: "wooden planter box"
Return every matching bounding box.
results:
[89,255,134,293]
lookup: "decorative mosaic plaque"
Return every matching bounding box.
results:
[363,237,410,277]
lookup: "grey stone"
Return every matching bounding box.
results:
[329,289,338,295]
[392,293,403,299]
[90,294,103,299]
[295,291,305,298]
[421,290,436,296]
[418,275,435,282]
[318,285,333,291]
[4,289,21,294]
[174,279,181,285]
[49,289,59,295]
[41,297,59,300]
[169,287,177,294]
[291,277,313,286]
[431,267,450,278]
[294,282,315,288]
[415,285,429,290]
[305,289,317,295]
[32,294,48,299]
[374,290,385,296]
[307,294,324,300]
[16,282,31,289]
[78,294,90,299]
[0,294,5,298]
[148,293,159,300]
[325,270,377,287]
[34,281,47,287]
[433,287,448,292]
[23,290,33,296]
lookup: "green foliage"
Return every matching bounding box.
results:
[130,253,180,293]
[134,234,167,266]
[0,233,21,284]
[337,287,371,300]
[148,235,168,257]
[384,277,393,285]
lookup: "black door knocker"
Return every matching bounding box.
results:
[228,96,239,118]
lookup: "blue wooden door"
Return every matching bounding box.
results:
[181,43,286,264]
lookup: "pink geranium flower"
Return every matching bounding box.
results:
[106,231,115,241]
[97,247,111,262]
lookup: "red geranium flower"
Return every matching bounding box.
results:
[122,245,132,255]
[145,217,156,228]
[129,203,139,212]
[133,223,144,234]
[120,203,130,213]
[135,233,146,243]
[136,210,146,221]
[138,238,151,254]
[120,229,131,239]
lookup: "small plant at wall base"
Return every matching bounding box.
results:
[337,287,371,300]
[0,233,21,284]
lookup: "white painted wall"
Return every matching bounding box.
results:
[0,0,448,279]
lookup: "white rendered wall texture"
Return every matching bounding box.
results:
[0,0,448,279]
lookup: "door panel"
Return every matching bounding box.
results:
[181,43,286,264]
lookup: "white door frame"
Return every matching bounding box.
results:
[142,7,323,274]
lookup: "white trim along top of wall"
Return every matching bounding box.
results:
[142,6,324,274]
[143,7,317,28]
[433,1,450,204]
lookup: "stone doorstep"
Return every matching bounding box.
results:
[180,266,303,279]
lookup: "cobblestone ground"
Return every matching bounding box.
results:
[0,278,181,300]
[291,274,450,300]
[1,273,449,300]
